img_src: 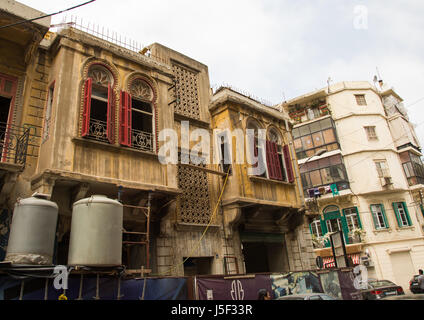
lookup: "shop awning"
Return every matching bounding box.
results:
[322,254,360,268]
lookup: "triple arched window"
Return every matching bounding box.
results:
[81,63,155,152]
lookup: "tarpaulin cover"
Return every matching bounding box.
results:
[319,270,343,299]
[270,272,323,299]
[0,275,187,300]
[196,275,272,300]
[337,270,362,300]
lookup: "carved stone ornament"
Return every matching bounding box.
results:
[88,65,113,86]
[130,79,153,101]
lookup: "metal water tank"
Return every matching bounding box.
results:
[5,194,58,265]
[68,195,123,266]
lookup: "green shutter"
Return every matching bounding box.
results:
[320,217,328,234]
[370,205,379,229]
[402,202,412,226]
[340,212,350,244]
[381,204,389,229]
[355,207,363,229]
[393,202,402,228]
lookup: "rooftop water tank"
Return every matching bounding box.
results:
[5,194,58,265]
[67,195,123,266]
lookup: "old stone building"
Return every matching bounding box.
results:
[0,0,51,261]
[0,1,314,277]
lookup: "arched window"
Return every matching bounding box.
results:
[323,205,339,214]
[81,64,115,144]
[120,78,154,152]
[265,127,294,182]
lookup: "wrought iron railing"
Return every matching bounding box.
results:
[131,128,153,152]
[0,122,30,166]
[87,119,108,143]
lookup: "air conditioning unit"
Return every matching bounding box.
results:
[380,176,393,186]
[360,256,375,268]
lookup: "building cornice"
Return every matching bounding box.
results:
[333,112,387,122]
[210,88,289,122]
[342,148,398,158]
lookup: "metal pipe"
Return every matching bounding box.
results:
[44,278,49,300]
[93,273,100,300]
[117,277,123,300]
[146,193,151,269]
[19,280,24,300]
[77,274,84,300]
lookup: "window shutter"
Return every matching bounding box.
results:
[320,216,327,235]
[403,202,412,226]
[355,207,363,229]
[119,91,132,146]
[392,202,402,227]
[107,83,115,144]
[283,144,294,183]
[81,78,92,137]
[370,205,380,229]
[273,142,283,180]
[266,140,275,179]
[381,204,389,228]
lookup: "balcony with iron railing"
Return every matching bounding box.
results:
[85,119,153,152]
[0,122,30,167]
[86,119,108,143]
[131,128,153,152]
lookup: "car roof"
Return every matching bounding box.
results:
[280,293,327,297]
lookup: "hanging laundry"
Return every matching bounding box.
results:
[330,184,339,196]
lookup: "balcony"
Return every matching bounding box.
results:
[87,119,108,143]
[85,120,154,153]
[0,122,30,167]
[131,128,153,152]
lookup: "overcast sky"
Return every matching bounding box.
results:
[20,0,424,145]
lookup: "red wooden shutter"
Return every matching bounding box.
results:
[283,144,294,183]
[273,142,283,181]
[81,78,92,137]
[107,83,115,144]
[119,91,132,146]
[266,140,274,179]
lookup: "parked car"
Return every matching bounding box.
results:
[277,293,338,300]
[360,279,404,300]
[409,275,424,294]
[383,293,424,300]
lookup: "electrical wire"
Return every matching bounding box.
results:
[0,0,96,30]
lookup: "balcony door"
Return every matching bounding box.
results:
[322,205,349,246]
[0,74,17,163]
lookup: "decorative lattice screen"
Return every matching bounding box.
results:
[177,160,211,224]
[172,63,200,120]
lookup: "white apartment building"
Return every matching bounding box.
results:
[283,81,424,292]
